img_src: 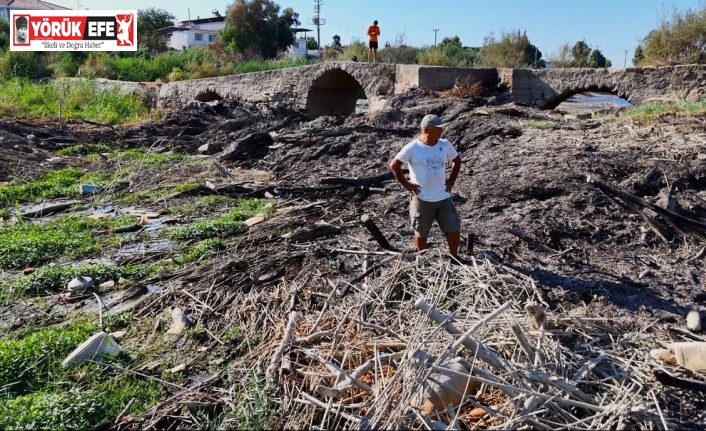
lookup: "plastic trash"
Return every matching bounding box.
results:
[651,342,706,371]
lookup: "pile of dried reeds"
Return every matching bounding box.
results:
[251,249,691,430]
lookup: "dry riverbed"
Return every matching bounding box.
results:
[1,89,706,430]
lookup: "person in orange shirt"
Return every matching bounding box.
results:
[367,20,380,62]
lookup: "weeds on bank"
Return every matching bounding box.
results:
[0,320,164,430]
[0,214,134,270]
[0,79,151,124]
[0,168,113,206]
[169,199,272,241]
[176,238,226,265]
[620,100,706,125]
[2,263,157,299]
[520,119,556,129]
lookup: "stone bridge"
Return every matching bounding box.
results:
[107,63,706,116]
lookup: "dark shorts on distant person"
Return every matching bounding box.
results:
[410,196,460,237]
[369,41,378,49]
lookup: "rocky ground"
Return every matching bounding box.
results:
[1,88,706,430]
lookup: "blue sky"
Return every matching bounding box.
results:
[50,0,705,67]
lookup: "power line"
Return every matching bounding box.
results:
[308,0,326,60]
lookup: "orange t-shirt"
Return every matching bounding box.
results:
[367,25,380,42]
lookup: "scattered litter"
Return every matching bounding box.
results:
[62,331,121,368]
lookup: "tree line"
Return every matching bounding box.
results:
[0,0,703,77]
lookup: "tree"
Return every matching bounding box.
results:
[137,7,175,53]
[589,49,608,68]
[633,45,645,66]
[440,36,462,48]
[0,19,9,51]
[332,35,341,47]
[547,42,573,68]
[219,0,300,59]
[306,36,318,50]
[571,40,591,67]
[639,4,706,65]
[480,29,540,68]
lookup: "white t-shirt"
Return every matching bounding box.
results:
[395,138,459,202]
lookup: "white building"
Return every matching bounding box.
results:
[287,28,320,58]
[0,0,69,22]
[159,12,225,50]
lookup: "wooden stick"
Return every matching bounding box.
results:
[588,176,706,230]
[361,214,398,252]
[654,369,706,393]
[415,298,515,374]
[266,311,297,379]
[428,364,605,412]
[320,171,394,187]
[301,349,376,396]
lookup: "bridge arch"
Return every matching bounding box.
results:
[541,85,632,110]
[304,68,366,117]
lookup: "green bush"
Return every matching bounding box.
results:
[638,4,706,65]
[0,51,46,81]
[0,79,149,124]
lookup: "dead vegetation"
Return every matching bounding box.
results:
[2,90,706,429]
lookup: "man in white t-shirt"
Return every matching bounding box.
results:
[389,114,462,257]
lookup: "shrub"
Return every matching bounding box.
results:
[0,51,46,81]
[638,4,706,65]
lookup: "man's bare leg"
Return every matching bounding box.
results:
[446,231,460,257]
[368,48,373,62]
[414,235,428,252]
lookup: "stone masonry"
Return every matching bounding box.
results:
[86,63,706,117]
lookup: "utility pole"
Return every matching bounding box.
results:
[433,28,439,46]
[623,49,628,68]
[308,0,326,60]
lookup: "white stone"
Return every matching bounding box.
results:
[687,310,702,332]
[99,280,115,289]
[167,308,193,336]
[62,331,121,368]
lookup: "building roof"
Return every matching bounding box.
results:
[158,25,221,35]
[0,0,71,9]
[177,16,225,25]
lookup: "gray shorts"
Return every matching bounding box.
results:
[410,196,461,237]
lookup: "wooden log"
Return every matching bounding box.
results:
[20,202,73,219]
[286,223,341,243]
[320,172,394,187]
[654,370,706,393]
[361,214,398,252]
[588,175,706,230]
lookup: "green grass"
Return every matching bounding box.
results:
[0,215,134,270]
[0,168,113,207]
[2,263,156,299]
[0,78,151,124]
[56,143,115,156]
[169,199,272,241]
[520,119,556,129]
[0,320,98,395]
[176,238,226,265]
[0,320,164,430]
[620,101,706,125]
[109,148,188,168]
[220,373,273,430]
